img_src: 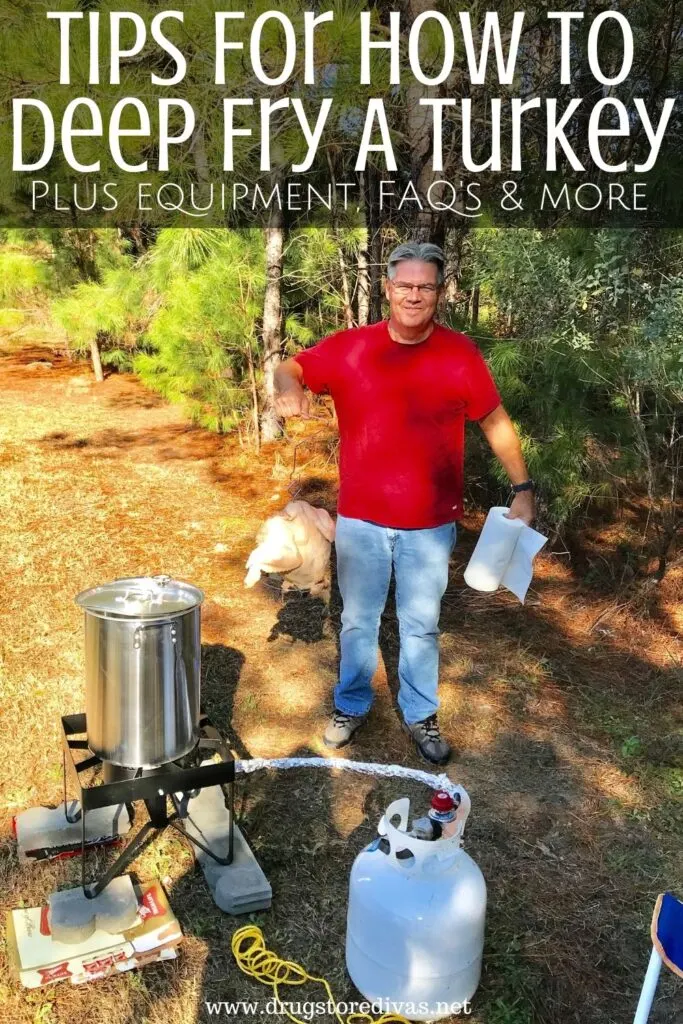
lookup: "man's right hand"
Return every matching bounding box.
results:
[274,386,310,419]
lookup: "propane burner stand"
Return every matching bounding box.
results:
[61,712,235,898]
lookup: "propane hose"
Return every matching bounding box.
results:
[231,924,411,1024]
[233,755,471,837]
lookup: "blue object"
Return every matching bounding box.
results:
[633,893,682,1023]
[333,515,457,725]
[653,892,683,978]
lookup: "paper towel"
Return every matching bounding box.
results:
[464,506,547,603]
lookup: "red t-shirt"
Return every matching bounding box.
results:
[293,319,501,529]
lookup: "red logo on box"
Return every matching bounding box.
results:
[38,962,72,984]
[81,951,129,976]
[138,886,164,921]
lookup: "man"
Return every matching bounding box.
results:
[274,241,535,765]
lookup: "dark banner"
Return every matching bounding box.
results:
[1,0,681,229]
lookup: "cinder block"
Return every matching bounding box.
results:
[15,802,131,862]
[176,772,272,915]
[48,876,140,945]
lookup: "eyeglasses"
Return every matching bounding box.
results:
[390,281,439,294]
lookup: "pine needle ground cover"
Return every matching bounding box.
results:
[0,349,680,1024]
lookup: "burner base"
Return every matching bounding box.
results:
[61,712,235,898]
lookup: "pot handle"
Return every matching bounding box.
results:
[132,619,178,649]
[131,620,193,736]
[169,621,194,738]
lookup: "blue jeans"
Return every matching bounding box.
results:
[333,514,457,726]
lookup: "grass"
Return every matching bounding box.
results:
[485,999,533,1024]
[0,346,681,1024]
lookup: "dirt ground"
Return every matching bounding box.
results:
[0,347,681,1024]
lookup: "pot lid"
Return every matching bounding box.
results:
[75,575,204,618]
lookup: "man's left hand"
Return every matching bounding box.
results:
[507,490,536,525]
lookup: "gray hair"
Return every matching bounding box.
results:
[386,242,445,286]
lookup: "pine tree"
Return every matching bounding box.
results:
[134,230,265,434]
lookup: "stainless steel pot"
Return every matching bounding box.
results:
[75,575,204,768]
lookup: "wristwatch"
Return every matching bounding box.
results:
[511,479,535,494]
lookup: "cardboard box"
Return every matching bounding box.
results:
[6,881,182,988]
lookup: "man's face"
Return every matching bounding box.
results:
[385,259,441,332]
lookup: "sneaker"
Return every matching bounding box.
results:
[403,714,451,766]
[323,710,367,749]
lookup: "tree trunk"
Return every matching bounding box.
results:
[326,153,354,330]
[338,241,354,330]
[190,123,211,184]
[246,343,261,454]
[357,236,370,326]
[260,205,285,443]
[404,0,446,245]
[90,337,104,382]
[362,169,384,324]
[66,229,100,282]
[369,222,383,324]
[470,284,480,328]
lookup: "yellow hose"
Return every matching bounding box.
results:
[231,925,411,1024]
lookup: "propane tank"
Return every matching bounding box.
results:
[346,794,486,1021]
